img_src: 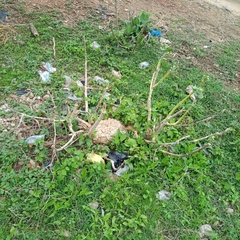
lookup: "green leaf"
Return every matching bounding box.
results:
[236,173,240,181]
[125,138,137,147]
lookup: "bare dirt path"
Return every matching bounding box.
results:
[204,0,240,16]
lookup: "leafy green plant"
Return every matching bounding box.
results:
[111,11,151,49]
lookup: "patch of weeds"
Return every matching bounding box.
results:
[215,41,240,81]
[110,11,151,50]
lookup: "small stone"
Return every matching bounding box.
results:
[199,224,213,237]
[226,208,234,214]
[112,69,122,78]
[43,94,50,100]
[63,230,71,237]
[88,201,99,209]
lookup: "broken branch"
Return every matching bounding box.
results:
[161,143,211,157]
[83,35,88,113]
[189,128,231,143]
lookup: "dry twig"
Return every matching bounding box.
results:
[83,36,88,113]
[147,59,171,122]
[29,23,39,37]
[161,143,211,157]
[87,103,106,137]
[52,37,56,58]
[168,109,226,127]
[189,128,231,143]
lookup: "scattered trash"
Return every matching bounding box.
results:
[103,92,111,100]
[65,89,82,101]
[25,134,45,144]
[112,69,122,78]
[42,62,56,73]
[28,159,41,169]
[29,23,39,37]
[186,85,196,102]
[203,45,209,49]
[199,224,213,237]
[38,62,56,83]
[64,76,84,90]
[186,85,203,102]
[156,190,171,201]
[160,38,171,44]
[63,75,73,89]
[16,88,29,96]
[0,11,8,23]
[226,208,234,214]
[139,62,149,69]
[94,76,110,85]
[108,151,129,171]
[93,118,126,144]
[87,152,105,164]
[114,164,129,176]
[0,103,10,112]
[44,161,54,169]
[150,29,162,37]
[90,41,100,49]
[38,70,51,83]
[88,201,99,209]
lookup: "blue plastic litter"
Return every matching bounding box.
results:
[150,30,162,37]
[0,11,8,23]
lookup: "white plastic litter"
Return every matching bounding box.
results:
[38,70,50,83]
[156,190,171,201]
[25,134,45,144]
[139,62,149,69]
[90,41,100,49]
[94,76,110,85]
[103,92,111,100]
[186,85,203,102]
[45,62,56,73]
[160,38,171,44]
[114,164,129,176]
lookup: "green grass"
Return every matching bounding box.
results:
[0,6,240,240]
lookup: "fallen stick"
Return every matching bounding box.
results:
[83,36,88,113]
[29,23,39,37]
[53,37,56,58]
[161,143,211,157]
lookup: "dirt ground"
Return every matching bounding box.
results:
[11,0,239,41]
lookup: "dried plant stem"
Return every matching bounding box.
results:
[29,23,39,37]
[159,136,190,147]
[168,109,226,127]
[87,104,106,137]
[52,37,56,58]
[161,143,211,157]
[189,128,231,143]
[110,21,125,48]
[152,108,185,142]
[11,109,65,122]
[84,36,88,113]
[115,0,118,25]
[56,134,77,152]
[147,59,171,122]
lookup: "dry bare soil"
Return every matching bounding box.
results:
[7,0,240,42]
